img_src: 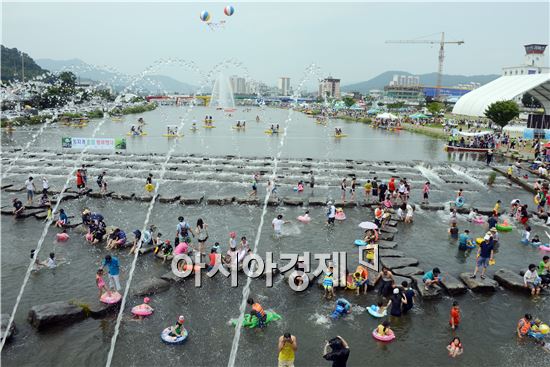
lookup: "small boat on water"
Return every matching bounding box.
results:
[444,145,491,153]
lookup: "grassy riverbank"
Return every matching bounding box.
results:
[401,123,448,140]
[112,102,157,115]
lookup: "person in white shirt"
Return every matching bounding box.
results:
[326,201,336,225]
[42,177,49,195]
[405,203,414,223]
[524,263,541,296]
[25,176,36,205]
[272,214,288,236]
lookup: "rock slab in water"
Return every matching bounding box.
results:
[111,193,135,201]
[493,269,530,294]
[379,249,404,257]
[393,266,424,277]
[282,197,303,206]
[308,197,328,206]
[180,195,204,205]
[159,195,181,203]
[236,197,260,205]
[420,204,445,211]
[459,272,498,292]
[411,275,442,299]
[28,301,86,330]
[378,240,398,249]
[334,200,356,208]
[1,314,15,342]
[133,278,171,296]
[387,220,398,227]
[381,257,419,269]
[379,233,394,242]
[440,273,468,295]
[206,196,234,205]
[380,226,398,234]
[161,271,185,282]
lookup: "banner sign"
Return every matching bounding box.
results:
[62,137,126,150]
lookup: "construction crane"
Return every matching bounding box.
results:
[386,32,464,100]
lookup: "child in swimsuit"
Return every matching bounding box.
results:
[96,268,110,299]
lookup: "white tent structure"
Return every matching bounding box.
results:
[452,74,550,117]
[376,112,398,119]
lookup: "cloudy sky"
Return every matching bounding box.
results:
[2,1,549,86]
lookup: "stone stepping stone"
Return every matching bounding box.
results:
[28,301,86,330]
[380,233,394,242]
[308,197,328,206]
[420,204,445,211]
[378,241,398,249]
[283,197,304,206]
[4,187,23,192]
[440,273,468,295]
[161,271,186,282]
[267,198,280,206]
[381,257,419,269]
[459,272,498,292]
[1,313,15,343]
[180,195,203,205]
[206,196,235,205]
[381,226,398,234]
[235,197,260,205]
[135,195,154,202]
[159,195,181,203]
[387,220,398,227]
[493,269,530,294]
[133,278,171,296]
[393,266,424,277]
[411,275,442,299]
[379,249,404,257]
[111,193,135,200]
[334,200,357,208]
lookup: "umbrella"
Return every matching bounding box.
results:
[359,221,378,230]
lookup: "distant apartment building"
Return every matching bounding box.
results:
[278,77,291,96]
[389,74,420,87]
[318,76,341,99]
[229,75,246,94]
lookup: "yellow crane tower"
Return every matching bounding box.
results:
[386,32,464,100]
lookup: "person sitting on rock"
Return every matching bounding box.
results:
[422,267,441,291]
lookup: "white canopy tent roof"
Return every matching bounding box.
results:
[457,131,492,137]
[452,74,550,117]
[376,112,398,119]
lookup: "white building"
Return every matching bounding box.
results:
[318,76,341,99]
[229,75,246,94]
[502,44,550,76]
[278,77,291,96]
[389,74,420,87]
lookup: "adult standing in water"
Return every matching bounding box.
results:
[278,333,297,367]
[326,201,336,226]
[322,336,350,367]
[195,218,208,255]
[486,149,493,165]
[309,171,315,194]
[340,178,347,202]
[145,173,154,194]
[102,254,121,291]
[25,176,36,205]
[41,176,49,195]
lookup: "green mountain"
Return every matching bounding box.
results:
[341,71,500,93]
[1,45,48,82]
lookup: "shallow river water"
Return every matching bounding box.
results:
[1,107,548,366]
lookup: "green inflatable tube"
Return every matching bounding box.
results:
[231,312,281,328]
[495,224,513,232]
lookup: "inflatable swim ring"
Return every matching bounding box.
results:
[335,209,346,221]
[534,195,541,205]
[455,196,465,208]
[100,291,122,304]
[162,134,181,138]
[334,134,348,138]
[297,215,311,223]
[495,224,513,232]
[56,233,69,241]
[540,324,549,334]
[367,305,387,318]
[131,304,153,317]
[475,238,483,245]
[145,183,155,192]
[203,125,216,129]
[265,130,279,135]
[473,217,485,225]
[354,239,367,246]
[230,312,281,328]
[372,328,395,342]
[231,126,245,130]
[126,132,148,136]
[161,327,188,344]
[346,274,357,290]
[531,242,542,248]
[179,264,202,273]
[528,330,545,340]
[539,244,550,251]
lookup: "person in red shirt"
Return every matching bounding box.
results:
[76,169,85,192]
[450,301,461,330]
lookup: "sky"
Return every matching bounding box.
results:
[2,1,549,87]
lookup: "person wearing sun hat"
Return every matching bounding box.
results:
[169,315,186,337]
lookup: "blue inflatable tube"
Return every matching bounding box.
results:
[455,196,465,208]
[354,239,367,246]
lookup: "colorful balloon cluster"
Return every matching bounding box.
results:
[200,5,234,22]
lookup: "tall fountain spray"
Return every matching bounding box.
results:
[209,72,236,109]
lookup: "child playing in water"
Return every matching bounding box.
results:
[364,180,372,202]
[449,301,461,330]
[228,231,237,250]
[376,320,392,337]
[422,181,430,204]
[96,268,110,299]
[297,181,304,192]
[521,226,531,244]
[133,297,154,320]
[169,315,186,337]
[447,337,463,358]
[353,271,365,295]
[323,269,335,300]
[531,234,542,246]
[448,222,459,239]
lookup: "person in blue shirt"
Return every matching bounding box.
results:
[470,239,494,280]
[401,281,416,314]
[55,208,69,228]
[458,230,472,250]
[102,255,121,291]
[422,267,441,290]
[331,298,351,319]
